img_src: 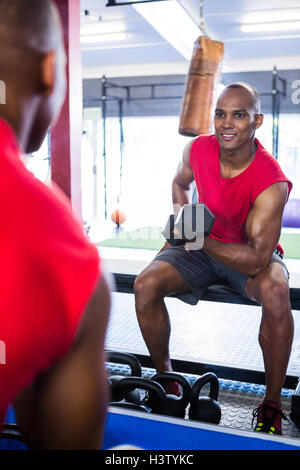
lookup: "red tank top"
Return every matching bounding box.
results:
[190,135,292,245]
[0,119,102,425]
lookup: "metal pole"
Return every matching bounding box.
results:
[271,66,279,159]
[118,99,124,205]
[92,120,98,219]
[101,75,108,219]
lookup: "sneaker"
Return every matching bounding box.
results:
[142,381,181,409]
[252,400,288,435]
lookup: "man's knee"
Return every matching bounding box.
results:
[134,271,163,312]
[259,275,290,315]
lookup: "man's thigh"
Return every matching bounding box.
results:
[215,252,289,303]
[136,257,191,297]
[245,260,290,305]
[148,246,220,301]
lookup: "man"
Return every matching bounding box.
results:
[0,0,110,449]
[134,82,293,435]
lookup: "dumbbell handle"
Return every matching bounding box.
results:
[161,203,215,247]
[162,214,186,246]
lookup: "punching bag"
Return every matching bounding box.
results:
[179,36,224,137]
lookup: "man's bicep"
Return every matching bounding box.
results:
[245,182,288,262]
[14,275,111,450]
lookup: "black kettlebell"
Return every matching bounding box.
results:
[110,377,166,414]
[107,351,142,404]
[1,423,22,441]
[150,372,191,418]
[189,372,221,424]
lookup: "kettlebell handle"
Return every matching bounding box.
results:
[151,372,191,407]
[113,376,166,414]
[107,351,142,377]
[191,372,219,401]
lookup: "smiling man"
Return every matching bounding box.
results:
[134,82,293,436]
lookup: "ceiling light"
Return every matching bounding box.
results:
[242,9,300,25]
[241,20,300,33]
[81,21,126,35]
[80,32,128,44]
[133,0,200,60]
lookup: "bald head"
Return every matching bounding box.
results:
[0,0,66,154]
[222,82,261,114]
[0,0,62,52]
[214,81,264,152]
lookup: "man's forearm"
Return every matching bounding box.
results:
[172,181,190,214]
[202,236,269,277]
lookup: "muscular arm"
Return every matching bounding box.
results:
[158,140,195,254]
[13,273,111,450]
[202,182,288,277]
[172,139,195,214]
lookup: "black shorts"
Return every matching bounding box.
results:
[154,245,289,305]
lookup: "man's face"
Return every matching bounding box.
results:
[214,87,263,152]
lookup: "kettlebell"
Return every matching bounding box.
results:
[110,377,167,414]
[107,351,142,404]
[189,372,221,424]
[150,372,191,418]
[1,423,22,441]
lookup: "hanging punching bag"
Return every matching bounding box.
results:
[179,36,224,137]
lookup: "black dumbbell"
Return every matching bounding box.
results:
[161,203,215,247]
[106,351,142,404]
[150,372,192,418]
[189,373,221,424]
[110,377,166,415]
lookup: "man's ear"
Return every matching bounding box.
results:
[40,50,55,96]
[254,113,264,129]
